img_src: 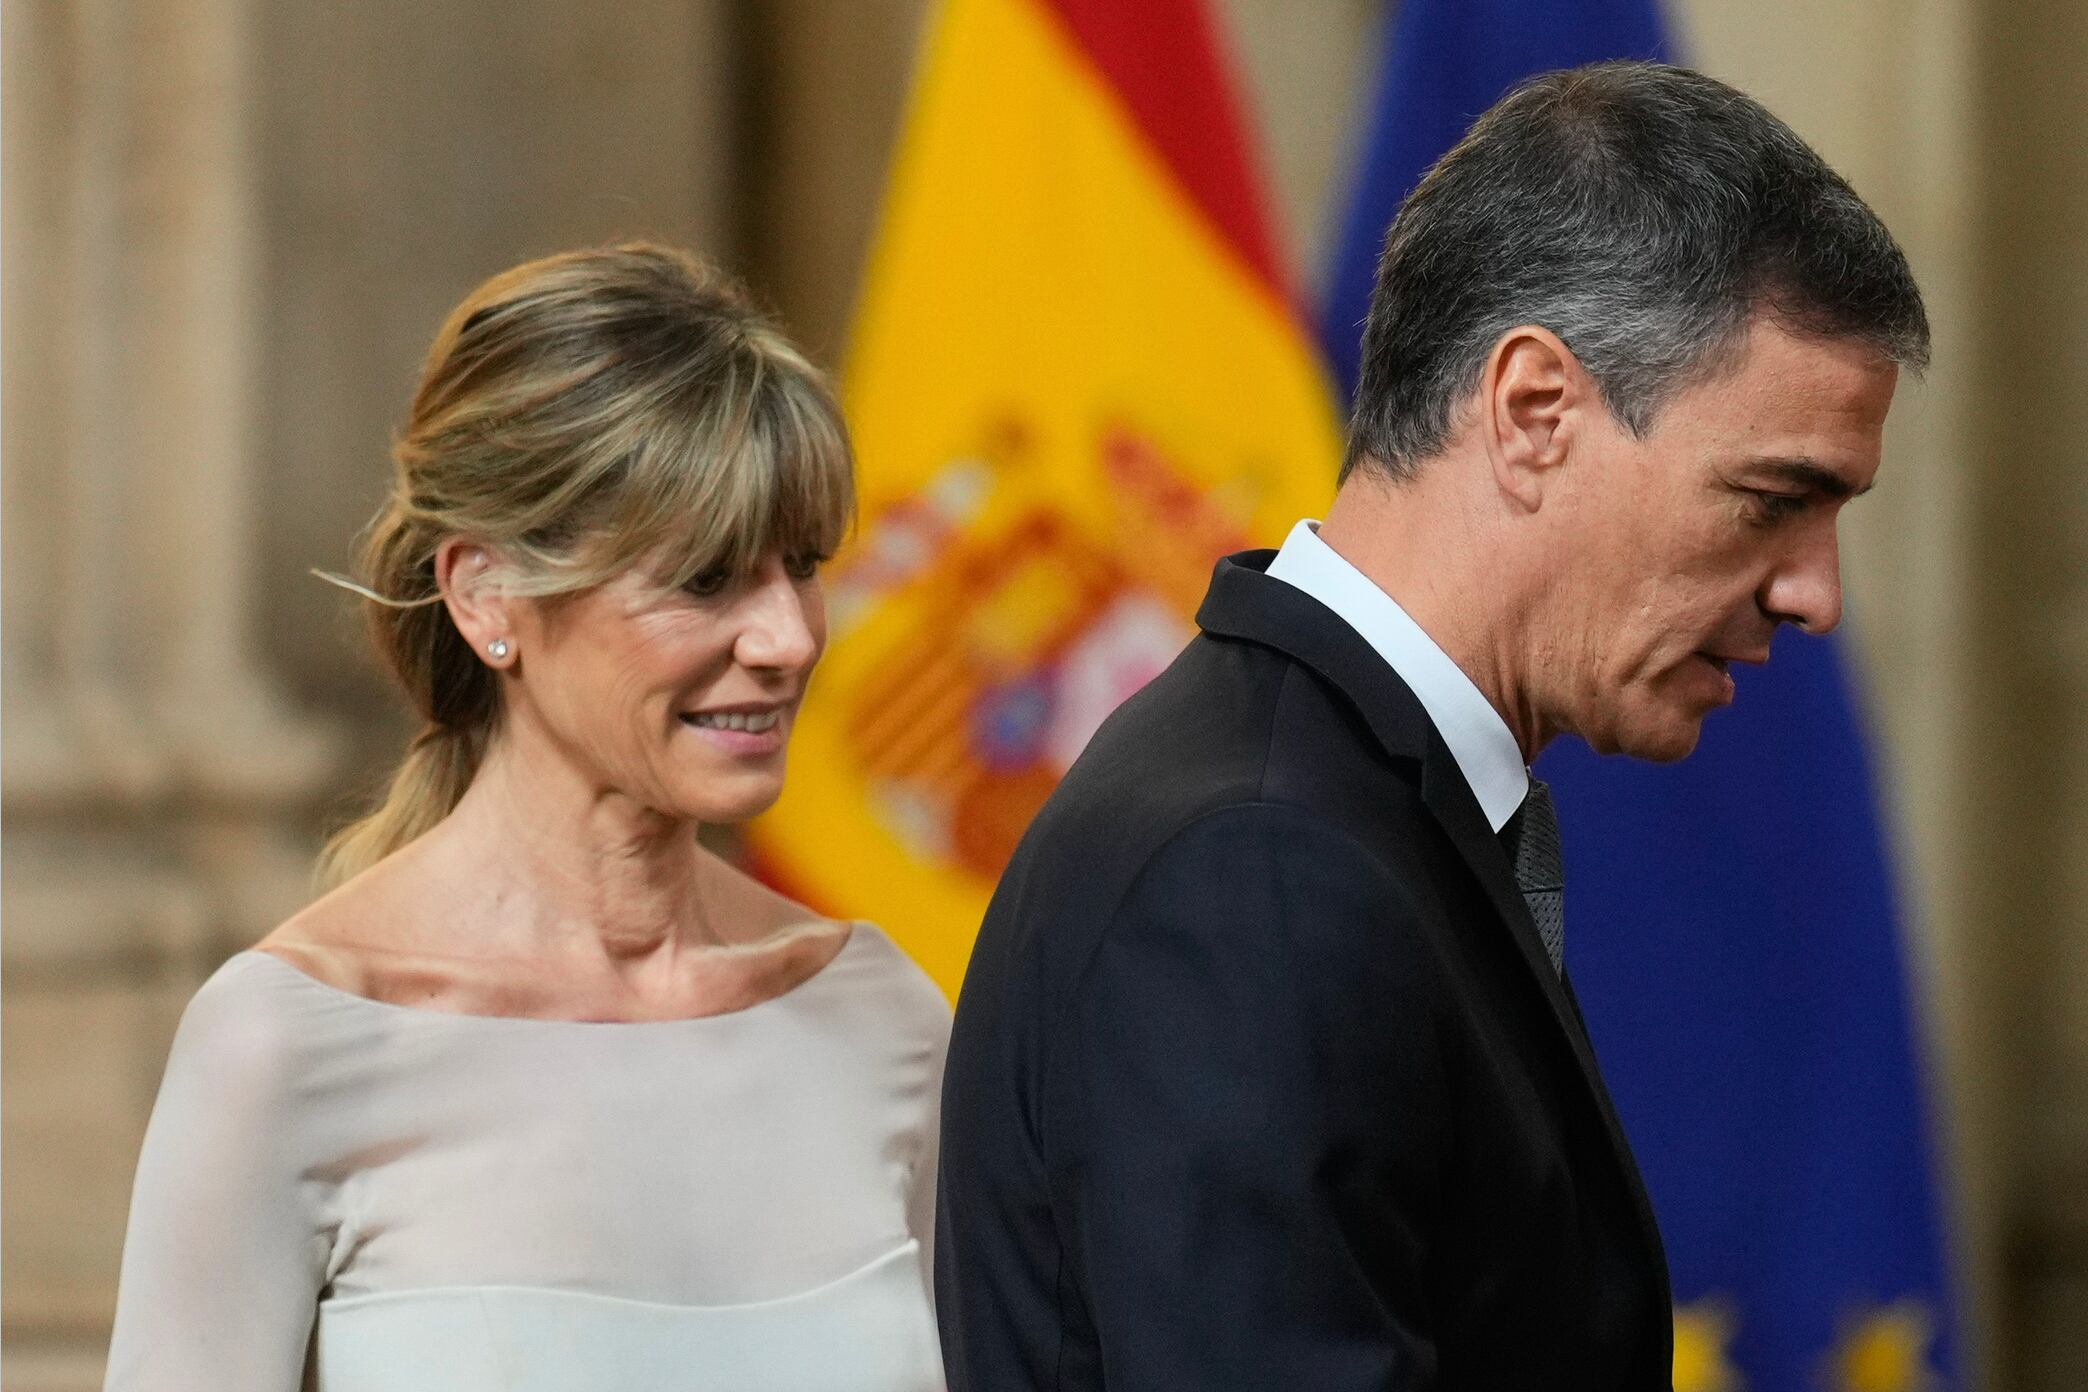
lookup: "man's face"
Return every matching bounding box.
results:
[1546,316,1900,761]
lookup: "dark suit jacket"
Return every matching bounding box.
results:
[936,551,1672,1390]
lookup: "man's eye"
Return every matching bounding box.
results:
[784,552,827,581]
[683,569,731,598]
[1747,491,1809,523]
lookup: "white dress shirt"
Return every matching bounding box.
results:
[1266,519,1529,832]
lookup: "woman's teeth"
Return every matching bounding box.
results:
[686,710,780,733]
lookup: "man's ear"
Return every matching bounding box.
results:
[1479,325,1585,511]
[434,538,515,668]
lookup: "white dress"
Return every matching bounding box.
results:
[103,923,950,1392]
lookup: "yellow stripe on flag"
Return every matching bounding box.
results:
[750,0,1342,997]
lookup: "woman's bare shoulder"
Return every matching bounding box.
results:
[251,844,442,999]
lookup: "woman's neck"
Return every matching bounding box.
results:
[425,734,720,967]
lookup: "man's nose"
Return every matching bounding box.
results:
[1759,524,1844,636]
[735,561,820,670]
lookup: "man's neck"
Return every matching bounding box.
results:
[1318,465,1548,762]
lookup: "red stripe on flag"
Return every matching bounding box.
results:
[1039,0,1292,305]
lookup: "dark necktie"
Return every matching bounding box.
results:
[1501,779,1565,973]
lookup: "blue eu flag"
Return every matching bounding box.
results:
[1318,5,1964,1388]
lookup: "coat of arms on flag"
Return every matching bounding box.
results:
[749,0,1340,995]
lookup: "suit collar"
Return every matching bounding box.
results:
[1265,520,1529,831]
[1196,549,1435,766]
[1198,550,1670,1299]
[1199,553,1554,968]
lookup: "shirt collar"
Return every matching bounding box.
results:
[1265,520,1529,832]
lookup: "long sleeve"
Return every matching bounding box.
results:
[908,1007,949,1314]
[105,959,333,1391]
[1054,803,1449,1390]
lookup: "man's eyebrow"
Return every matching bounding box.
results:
[1745,456,1871,499]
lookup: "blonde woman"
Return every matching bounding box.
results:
[103,245,949,1391]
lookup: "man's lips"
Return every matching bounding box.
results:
[1691,649,1767,706]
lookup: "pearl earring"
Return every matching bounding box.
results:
[487,639,510,660]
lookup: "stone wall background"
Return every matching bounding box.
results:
[3,1,2080,1387]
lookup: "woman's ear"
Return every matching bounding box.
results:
[435,539,516,668]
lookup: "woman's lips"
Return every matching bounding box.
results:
[678,705,789,754]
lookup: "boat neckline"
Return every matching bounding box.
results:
[233,921,871,1028]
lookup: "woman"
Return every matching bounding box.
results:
[104,245,949,1391]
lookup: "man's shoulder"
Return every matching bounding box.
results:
[1035,634,1302,854]
[989,632,1436,950]
[1049,633,1423,853]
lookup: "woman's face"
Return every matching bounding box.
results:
[499,552,827,825]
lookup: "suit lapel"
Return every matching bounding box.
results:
[1198,550,1669,1287]
[1418,736,1671,1300]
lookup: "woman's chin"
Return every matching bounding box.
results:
[669,769,787,826]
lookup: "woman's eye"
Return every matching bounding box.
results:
[784,553,826,581]
[683,569,731,598]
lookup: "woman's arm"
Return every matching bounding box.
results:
[104,958,331,1391]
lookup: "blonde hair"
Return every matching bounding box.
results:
[316,243,854,889]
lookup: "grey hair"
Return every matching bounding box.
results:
[1344,61,1930,482]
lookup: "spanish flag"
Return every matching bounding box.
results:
[749,0,1341,996]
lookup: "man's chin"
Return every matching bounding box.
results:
[1626,730,1703,764]
[1587,705,1709,763]
[1631,710,1713,762]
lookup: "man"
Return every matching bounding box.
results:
[936,62,1928,1390]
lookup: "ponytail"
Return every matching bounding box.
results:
[315,725,481,890]
[311,492,499,891]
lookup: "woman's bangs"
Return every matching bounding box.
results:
[638,376,855,593]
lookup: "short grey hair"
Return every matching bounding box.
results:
[1344,61,1930,482]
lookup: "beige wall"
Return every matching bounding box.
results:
[1668,0,2003,1379]
[5,2,2083,1387]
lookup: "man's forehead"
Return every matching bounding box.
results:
[1661,322,1899,459]
[1719,319,1901,407]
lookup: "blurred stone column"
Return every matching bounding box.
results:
[2,0,336,1384]
[1969,1,2088,1387]
[5,0,745,1382]
[737,0,928,362]
[121,0,338,802]
[2,0,148,809]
